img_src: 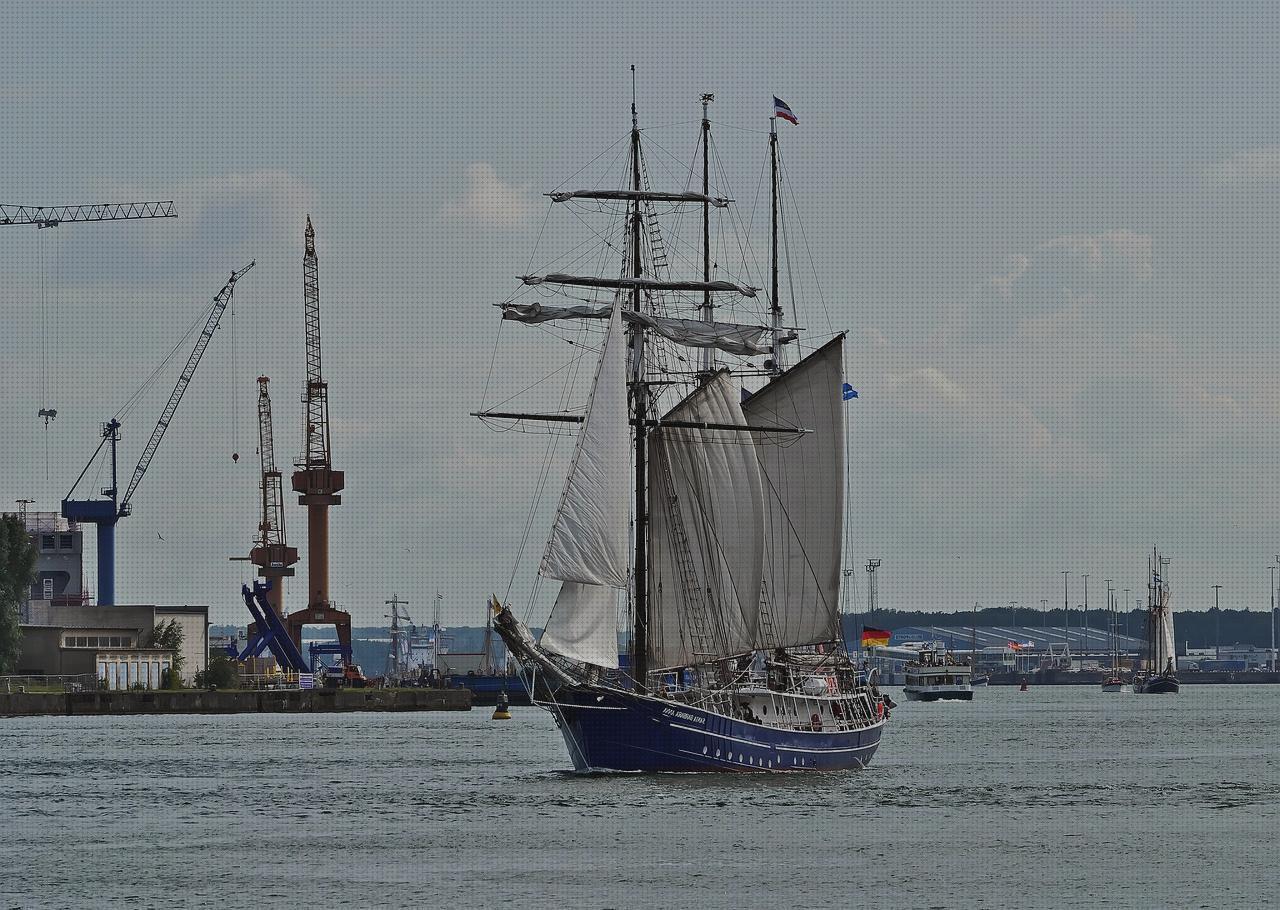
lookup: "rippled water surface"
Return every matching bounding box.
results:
[3,686,1278,909]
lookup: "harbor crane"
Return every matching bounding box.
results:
[293,215,344,608]
[249,376,298,614]
[61,261,255,605]
[285,216,349,654]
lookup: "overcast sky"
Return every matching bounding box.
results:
[6,1,1280,627]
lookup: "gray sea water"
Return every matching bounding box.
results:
[3,685,1277,910]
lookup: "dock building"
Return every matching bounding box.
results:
[12,509,208,687]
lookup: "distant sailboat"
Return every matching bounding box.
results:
[1101,586,1127,692]
[1133,550,1179,695]
[969,603,989,687]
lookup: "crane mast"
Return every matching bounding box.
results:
[250,376,297,614]
[291,216,343,611]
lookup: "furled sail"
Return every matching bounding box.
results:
[538,302,630,588]
[501,301,779,355]
[741,336,846,650]
[540,581,621,668]
[519,273,758,297]
[548,189,731,207]
[647,372,765,669]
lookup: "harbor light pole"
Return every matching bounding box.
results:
[1105,579,1113,663]
[1273,559,1278,672]
[1062,571,1069,637]
[1041,598,1048,632]
[1082,574,1090,657]
[1212,584,1222,660]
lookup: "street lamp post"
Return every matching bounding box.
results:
[1212,584,1223,660]
[1272,559,1278,672]
[1105,579,1114,664]
[1082,574,1090,657]
[1062,571,1069,637]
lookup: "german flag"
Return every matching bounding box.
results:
[861,627,891,648]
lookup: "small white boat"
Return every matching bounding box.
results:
[903,648,973,701]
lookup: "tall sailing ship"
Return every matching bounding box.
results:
[484,81,889,772]
[1133,550,1179,695]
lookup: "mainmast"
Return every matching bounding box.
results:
[769,116,783,374]
[630,66,650,691]
[700,93,715,382]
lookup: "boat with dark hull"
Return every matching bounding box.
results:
[485,81,888,773]
[496,610,886,773]
[1133,550,1180,695]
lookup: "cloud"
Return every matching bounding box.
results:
[444,163,534,227]
[862,326,890,347]
[953,229,1152,342]
[74,170,316,281]
[890,367,968,410]
[1203,146,1280,184]
[994,230,1153,292]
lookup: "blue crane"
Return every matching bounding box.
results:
[62,261,255,605]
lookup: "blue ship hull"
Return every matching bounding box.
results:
[543,686,885,773]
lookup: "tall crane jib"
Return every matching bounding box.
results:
[292,216,343,611]
[61,262,255,605]
[250,377,298,615]
[0,201,176,229]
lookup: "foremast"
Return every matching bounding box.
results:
[629,66,651,691]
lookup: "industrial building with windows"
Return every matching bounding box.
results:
[13,509,208,688]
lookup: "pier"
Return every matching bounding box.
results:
[0,686,471,717]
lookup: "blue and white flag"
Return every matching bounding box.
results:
[842,383,859,400]
[773,97,798,125]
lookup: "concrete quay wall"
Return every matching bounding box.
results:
[0,687,471,717]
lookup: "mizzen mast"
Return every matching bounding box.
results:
[769,115,783,374]
[700,92,715,383]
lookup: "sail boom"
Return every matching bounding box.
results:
[520,273,758,297]
[549,189,731,207]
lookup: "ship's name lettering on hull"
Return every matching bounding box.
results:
[661,707,706,725]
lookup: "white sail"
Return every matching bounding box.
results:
[648,372,765,668]
[538,301,630,588]
[541,581,620,668]
[741,336,846,650]
[1154,589,1177,672]
[501,302,780,356]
